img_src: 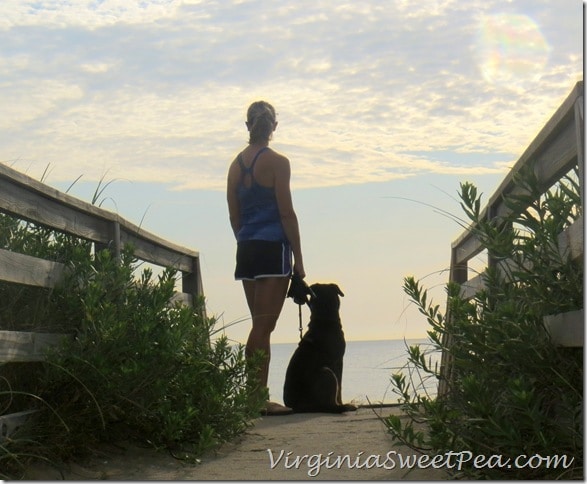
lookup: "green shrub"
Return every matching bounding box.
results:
[386,166,583,479]
[0,214,91,332]
[1,218,265,478]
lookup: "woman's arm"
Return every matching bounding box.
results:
[226,159,241,238]
[274,155,305,278]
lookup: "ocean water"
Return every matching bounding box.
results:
[267,338,441,405]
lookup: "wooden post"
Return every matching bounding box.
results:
[182,255,205,316]
[94,220,121,262]
[438,246,467,397]
[112,221,121,262]
[574,95,584,211]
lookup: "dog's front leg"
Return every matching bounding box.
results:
[332,360,344,405]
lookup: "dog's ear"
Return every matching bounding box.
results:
[333,284,344,297]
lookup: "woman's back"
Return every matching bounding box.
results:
[235,147,286,242]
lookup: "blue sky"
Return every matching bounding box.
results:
[0,0,582,344]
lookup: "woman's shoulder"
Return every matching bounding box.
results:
[266,147,289,165]
[228,154,240,170]
[227,154,242,184]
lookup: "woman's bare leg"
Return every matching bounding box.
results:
[243,277,290,388]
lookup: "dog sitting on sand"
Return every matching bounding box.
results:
[283,283,357,413]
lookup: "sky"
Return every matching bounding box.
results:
[0,0,583,344]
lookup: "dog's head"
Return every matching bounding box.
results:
[307,283,344,320]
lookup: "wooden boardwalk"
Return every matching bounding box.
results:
[25,406,448,481]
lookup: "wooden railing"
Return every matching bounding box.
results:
[440,81,584,396]
[0,163,204,438]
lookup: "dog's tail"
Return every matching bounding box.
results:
[336,403,358,413]
[290,403,358,414]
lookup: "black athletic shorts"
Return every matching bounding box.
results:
[235,240,292,281]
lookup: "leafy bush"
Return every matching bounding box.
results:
[386,166,583,479]
[0,214,91,332]
[1,217,265,478]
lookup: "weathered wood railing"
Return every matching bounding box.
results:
[439,81,584,396]
[0,163,204,438]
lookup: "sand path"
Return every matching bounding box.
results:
[26,406,448,480]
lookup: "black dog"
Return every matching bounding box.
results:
[283,283,357,413]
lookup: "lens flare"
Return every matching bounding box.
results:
[475,13,551,87]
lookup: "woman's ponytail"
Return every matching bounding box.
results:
[247,101,276,144]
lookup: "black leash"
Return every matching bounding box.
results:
[287,274,315,341]
[298,304,303,340]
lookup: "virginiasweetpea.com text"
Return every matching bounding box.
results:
[266,448,574,477]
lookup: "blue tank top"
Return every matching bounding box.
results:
[236,147,287,243]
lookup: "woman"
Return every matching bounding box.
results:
[227,100,305,415]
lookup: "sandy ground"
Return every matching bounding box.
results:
[25,406,448,480]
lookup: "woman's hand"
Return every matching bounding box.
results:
[293,261,306,280]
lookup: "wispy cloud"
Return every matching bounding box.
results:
[0,0,581,190]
